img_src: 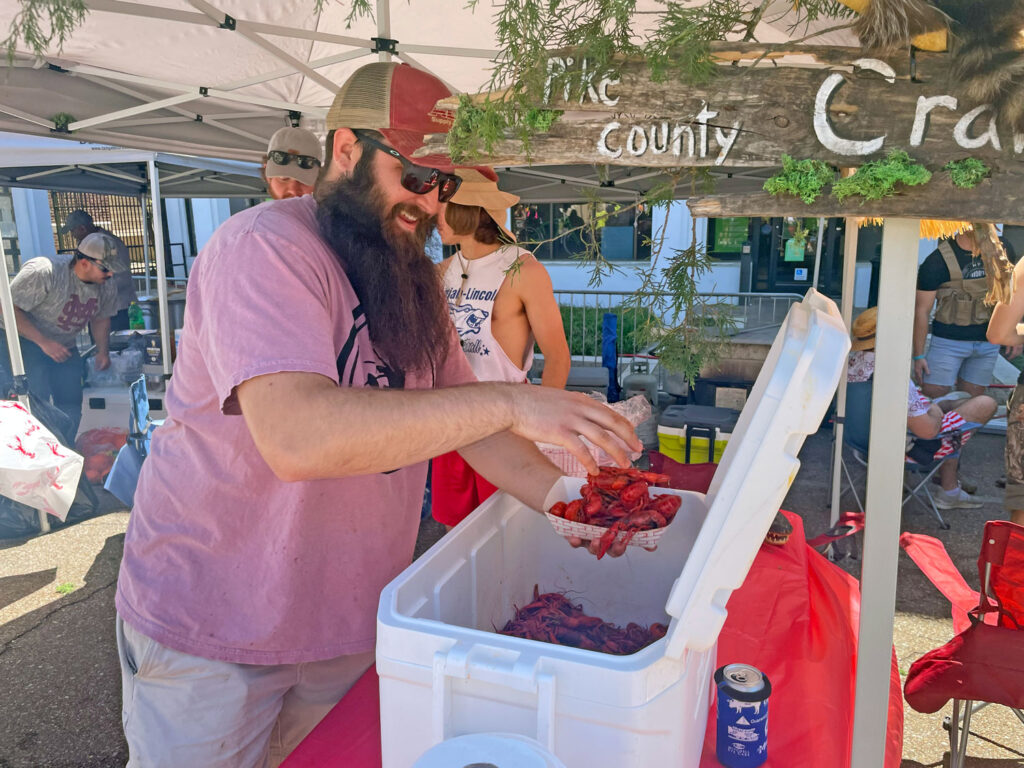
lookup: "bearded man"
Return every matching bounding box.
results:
[113,62,639,768]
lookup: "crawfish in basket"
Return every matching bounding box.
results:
[547,466,683,558]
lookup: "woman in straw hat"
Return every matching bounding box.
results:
[849,307,996,510]
[431,167,570,528]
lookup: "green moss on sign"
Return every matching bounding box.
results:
[831,150,931,204]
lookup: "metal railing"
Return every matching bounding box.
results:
[554,290,805,366]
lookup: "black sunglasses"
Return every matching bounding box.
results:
[354,131,461,203]
[268,150,321,170]
[78,253,111,274]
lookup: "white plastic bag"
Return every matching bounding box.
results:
[537,394,652,477]
[0,400,83,520]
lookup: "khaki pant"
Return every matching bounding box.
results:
[116,615,373,768]
[1005,380,1024,512]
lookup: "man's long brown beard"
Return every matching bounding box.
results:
[314,151,451,380]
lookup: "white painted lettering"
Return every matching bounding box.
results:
[543,57,566,104]
[1016,133,1024,154]
[598,77,619,107]
[578,58,601,105]
[813,71,886,155]
[598,122,622,158]
[649,122,669,154]
[714,122,741,165]
[910,95,958,146]
[696,104,717,158]
[954,104,1002,150]
[627,125,648,155]
[671,124,695,157]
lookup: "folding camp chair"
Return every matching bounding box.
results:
[902,522,1024,768]
[104,376,163,507]
[840,379,980,530]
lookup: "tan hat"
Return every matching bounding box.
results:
[266,127,323,187]
[77,232,123,273]
[450,167,520,242]
[850,307,877,352]
[326,61,456,172]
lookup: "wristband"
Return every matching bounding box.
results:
[912,354,926,361]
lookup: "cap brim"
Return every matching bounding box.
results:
[265,161,319,188]
[384,128,454,173]
[485,208,516,243]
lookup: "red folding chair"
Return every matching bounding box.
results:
[901,521,1024,768]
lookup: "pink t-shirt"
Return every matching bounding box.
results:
[115,195,476,665]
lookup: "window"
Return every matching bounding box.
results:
[508,201,653,262]
[707,217,751,262]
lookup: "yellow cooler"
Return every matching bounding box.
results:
[657,404,739,464]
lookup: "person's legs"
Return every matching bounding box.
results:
[268,650,375,767]
[921,336,964,399]
[117,616,292,768]
[19,339,55,405]
[1004,380,1024,524]
[956,341,999,397]
[48,349,84,440]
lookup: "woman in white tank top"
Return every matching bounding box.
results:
[431,167,571,527]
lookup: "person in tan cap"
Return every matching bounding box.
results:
[58,208,137,330]
[0,232,120,438]
[114,61,640,767]
[848,306,995,510]
[432,166,570,528]
[262,126,323,199]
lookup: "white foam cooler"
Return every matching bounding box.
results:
[377,291,850,767]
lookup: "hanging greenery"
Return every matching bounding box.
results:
[830,149,932,203]
[763,155,835,205]
[2,0,84,61]
[944,157,991,189]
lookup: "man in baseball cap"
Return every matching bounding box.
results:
[263,126,323,199]
[58,209,136,330]
[0,232,119,438]
[116,61,640,767]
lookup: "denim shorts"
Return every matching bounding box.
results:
[923,335,999,388]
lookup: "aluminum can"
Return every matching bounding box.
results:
[714,663,771,768]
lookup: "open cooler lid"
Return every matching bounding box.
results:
[661,290,850,660]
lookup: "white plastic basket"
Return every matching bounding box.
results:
[544,485,684,549]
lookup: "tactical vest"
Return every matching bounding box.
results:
[933,242,991,326]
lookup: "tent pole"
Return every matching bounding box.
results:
[850,218,919,768]
[0,237,48,532]
[811,217,825,288]
[377,0,391,62]
[829,217,859,527]
[140,195,152,299]
[147,160,172,378]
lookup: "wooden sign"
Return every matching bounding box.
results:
[687,170,1024,225]
[421,45,1024,173]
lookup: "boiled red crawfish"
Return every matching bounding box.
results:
[547,466,682,559]
[499,585,667,655]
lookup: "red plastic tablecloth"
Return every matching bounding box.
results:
[282,511,902,768]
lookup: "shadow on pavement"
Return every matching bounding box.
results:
[0,532,128,768]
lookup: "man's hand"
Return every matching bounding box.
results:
[40,340,71,363]
[1005,345,1023,361]
[506,386,641,475]
[94,351,111,371]
[913,357,930,384]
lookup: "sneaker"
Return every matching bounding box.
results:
[934,487,983,510]
[931,474,977,494]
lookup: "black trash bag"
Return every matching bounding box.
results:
[0,395,101,538]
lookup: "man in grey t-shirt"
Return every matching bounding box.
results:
[60,209,137,330]
[0,232,120,438]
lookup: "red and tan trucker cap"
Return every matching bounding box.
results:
[326,62,456,172]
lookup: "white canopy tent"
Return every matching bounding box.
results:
[0,2,910,764]
[0,130,261,531]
